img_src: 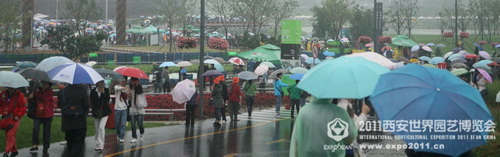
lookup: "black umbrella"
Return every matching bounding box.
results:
[201,70,223,77]
[94,68,125,81]
[18,68,51,82]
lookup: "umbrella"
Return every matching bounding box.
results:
[430,57,445,65]
[478,51,491,60]
[18,68,51,82]
[443,52,454,59]
[289,73,304,80]
[473,43,481,47]
[269,69,289,79]
[370,64,493,157]
[213,57,225,64]
[458,50,468,56]
[176,61,193,67]
[452,48,461,53]
[228,57,245,65]
[254,65,269,76]
[48,63,104,84]
[391,35,418,47]
[421,46,432,52]
[94,68,125,81]
[479,40,488,44]
[305,58,321,64]
[473,60,493,69]
[465,54,479,59]
[297,56,389,99]
[364,43,373,47]
[159,62,176,67]
[203,56,214,60]
[204,59,224,72]
[201,70,223,77]
[346,52,396,69]
[477,68,492,83]
[114,67,148,79]
[171,79,196,104]
[323,51,336,57]
[0,71,29,88]
[411,45,420,52]
[447,54,464,61]
[451,58,467,65]
[236,45,281,62]
[13,61,37,71]
[422,64,437,68]
[36,56,75,72]
[290,67,308,74]
[418,56,431,62]
[426,43,435,47]
[237,71,258,80]
[436,44,446,48]
[300,54,309,58]
[398,56,410,64]
[452,63,469,69]
[495,44,500,48]
[260,44,280,50]
[260,62,276,68]
[451,68,469,76]
[85,61,97,67]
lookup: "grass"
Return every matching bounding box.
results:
[473,80,500,156]
[94,63,235,74]
[0,117,172,150]
[108,45,242,53]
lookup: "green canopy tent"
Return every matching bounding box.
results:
[126,26,151,35]
[145,25,166,34]
[390,35,418,47]
[236,44,281,62]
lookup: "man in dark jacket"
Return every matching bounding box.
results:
[185,91,198,126]
[57,84,90,157]
[217,75,229,122]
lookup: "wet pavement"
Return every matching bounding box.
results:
[15,107,406,157]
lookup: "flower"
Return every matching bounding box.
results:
[358,36,372,44]
[459,32,470,39]
[208,37,229,50]
[378,36,392,44]
[176,37,198,49]
[443,32,454,38]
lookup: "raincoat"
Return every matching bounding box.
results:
[290,97,357,157]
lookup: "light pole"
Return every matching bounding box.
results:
[455,0,458,47]
[106,0,108,23]
[198,0,206,119]
[56,0,59,20]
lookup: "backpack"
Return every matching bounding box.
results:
[60,89,85,119]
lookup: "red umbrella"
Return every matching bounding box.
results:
[479,40,488,44]
[465,54,478,59]
[114,67,148,79]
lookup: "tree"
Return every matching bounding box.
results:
[207,0,235,46]
[311,0,354,40]
[21,0,34,48]
[349,7,373,42]
[116,0,127,45]
[0,0,22,52]
[269,0,299,38]
[64,0,102,36]
[232,0,275,34]
[437,11,449,41]
[40,25,107,60]
[154,0,187,52]
[176,0,197,36]
[385,0,406,35]
[401,0,419,39]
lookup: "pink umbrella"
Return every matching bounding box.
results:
[171,79,196,103]
[365,43,373,47]
[254,65,269,76]
[477,68,492,84]
[478,51,491,60]
[422,46,432,52]
[458,50,468,56]
[228,57,245,65]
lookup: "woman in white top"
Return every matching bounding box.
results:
[128,78,146,143]
[114,80,130,143]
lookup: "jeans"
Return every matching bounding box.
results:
[32,117,53,150]
[228,101,240,120]
[185,105,196,124]
[214,107,223,121]
[130,114,145,139]
[291,99,300,117]
[245,95,255,116]
[93,116,108,148]
[275,96,283,114]
[300,97,306,107]
[64,129,86,157]
[114,109,128,139]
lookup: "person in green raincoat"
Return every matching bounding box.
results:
[290,96,358,157]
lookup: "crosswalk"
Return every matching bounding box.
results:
[233,107,296,122]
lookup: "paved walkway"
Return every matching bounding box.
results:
[15,107,407,157]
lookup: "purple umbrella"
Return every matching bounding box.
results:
[479,51,491,60]
[477,68,492,84]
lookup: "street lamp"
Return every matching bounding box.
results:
[198,0,206,118]
[455,0,458,47]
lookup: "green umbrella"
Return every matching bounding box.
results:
[260,44,280,50]
[451,68,469,76]
[126,26,151,35]
[0,71,29,88]
[422,64,437,68]
[391,35,418,47]
[237,46,281,62]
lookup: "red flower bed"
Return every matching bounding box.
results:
[459,32,470,39]
[443,32,454,38]
[358,36,372,44]
[176,37,198,49]
[378,36,392,44]
[208,37,229,50]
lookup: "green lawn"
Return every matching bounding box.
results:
[0,117,172,150]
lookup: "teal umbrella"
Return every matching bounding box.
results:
[297,56,390,99]
[237,45,281,62]
[204,59,224,72]
[13,61,37,72]
[391,35,418,47]
[0,71,29,88]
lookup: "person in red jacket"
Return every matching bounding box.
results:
[228,77,243,121]
[28,81,54,154]
[0,87,27,157]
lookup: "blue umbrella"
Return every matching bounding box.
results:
[473,60,493,68]
[48,63,104,84]
[159,62,176,67]
[370,64,493,156]
[297,56,389,99]
[473,43,481,47]
[426,43,435,47]
[204,59,225,72]
[430,57,445,65]
[305,58,321,64]
[323,51,336,57]
[289,73,304,80]
[495,44,500,48]
[418,56,431,62]
[447,54,464,61]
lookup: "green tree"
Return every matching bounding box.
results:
[311,0,354,40]
[0,0,21,52]
[154,0,187,52]
[232,0,275,34]
[385,0,406,35]
[40,25,107,60]
[64,0,102,36]
[349,7,373,41]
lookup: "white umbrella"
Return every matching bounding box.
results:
[290,67,308,74]
[346,52,396,69]
[48,63,104,84]
[0,71,29,88]
[269,69,289,79]
[422,46,432,52]
[237,71,258,80]
[228,57,245,65]
[411,45,420,52]
[176,61,193,67]
[36,56,75,72]
[260,62,276,68]
[443,52,454,59]
[85,61,97,67]
[171,79,196,104]
[254,65,269,76]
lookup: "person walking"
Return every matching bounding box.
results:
[287,80,302,118]
[243,80,257,117]
[153,68,163,93]
[228,77,243,121]
[162,67,171,93]
[185,91,198,126]
[114,80,130,143]
[57,84,90,157]
[211,77,225,127]
[90,81,111,151]
[1,88,27,157]
[274,73,288,118]
[129,78,146,143]
[29,81,54,154]
[179,67,187,81]
[217,75,229,123]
